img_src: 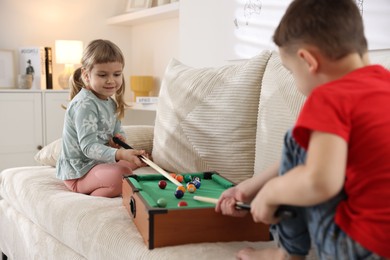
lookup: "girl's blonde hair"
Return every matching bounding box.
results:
[69,39,127,119]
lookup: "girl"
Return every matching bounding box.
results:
[56,39,148,198]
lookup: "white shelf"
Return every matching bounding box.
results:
[123,103,156,126]
[0,89,69,93]
[107,2,179,26]
[127,102,157,111]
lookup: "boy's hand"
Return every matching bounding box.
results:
[215,187,249,218]
[250,187,280,224]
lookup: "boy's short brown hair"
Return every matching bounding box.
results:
[273,0,367,60]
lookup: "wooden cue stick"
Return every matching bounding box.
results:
[193,196,296,219]
[193,195,250,210]
[112,137,183,186]
[140,156,183,187]
[193,195,218,204]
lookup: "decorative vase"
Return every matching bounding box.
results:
[130,76,154,101]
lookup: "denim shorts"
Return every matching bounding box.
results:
[270,129,383,260]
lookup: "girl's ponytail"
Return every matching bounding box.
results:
[69,68,84,100]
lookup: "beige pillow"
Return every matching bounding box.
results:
[152,51,271,183]
[254,51,306,175]
[121,125,154,154]
[34,138,62,167]
[254,50,390,175]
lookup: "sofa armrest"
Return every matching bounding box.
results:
[122,125,154,154]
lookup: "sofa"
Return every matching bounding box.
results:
[1,49,389,260]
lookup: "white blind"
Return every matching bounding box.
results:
[180,0,390,67]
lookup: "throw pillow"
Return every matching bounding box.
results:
[152,51,271,183]
[34,138,62,167]
[254,51,306,174]
[253,50,390,174]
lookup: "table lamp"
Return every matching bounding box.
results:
[55,40,83,89]
[130,76,154,101]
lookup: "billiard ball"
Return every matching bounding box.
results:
[176,185,186,193]
[178,201,188,207]
[158,180,167,189]
[175,174,184,183]
[184,175,192,183]
[187,183,196,193]
[192,180,201,189]
[169,173,177,179]
[174,189,184,199]
[157,198,167,208]
[193,177,201,182]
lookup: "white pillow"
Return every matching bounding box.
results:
[34,138,62,167]
[152,51,271,183]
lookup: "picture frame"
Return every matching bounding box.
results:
[0,49,16,89]
[126,0,152,13]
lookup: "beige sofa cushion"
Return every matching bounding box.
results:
[152,52,271,183]
[0,166,282,259]
[121,125,154,154]
[254,52,306,174]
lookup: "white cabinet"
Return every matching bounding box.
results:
[0,90,69,171]
[0,92,43,170]
[43,91,69,144]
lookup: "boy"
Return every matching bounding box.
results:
[216,0,390,259]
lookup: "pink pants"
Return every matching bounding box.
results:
[64,160,137,198]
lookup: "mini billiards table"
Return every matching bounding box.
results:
[122,171,270,249]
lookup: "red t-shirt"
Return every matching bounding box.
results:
[293,65,390,257]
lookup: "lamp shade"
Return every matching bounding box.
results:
[55,40,83,64]
[55,40,83,89]
[130,76,154,101]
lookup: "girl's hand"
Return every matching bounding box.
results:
[109,133,126,149]
[215,186,249,218]
[115,149,148,168]
[142,151,152,161]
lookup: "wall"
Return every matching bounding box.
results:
[127,18,180,97]
[0,0,179,101]
[180,0,390,68]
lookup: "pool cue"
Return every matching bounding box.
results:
[140,156,183,187]
[193,195,250,210]
[113,137,183,187]
[193,195,295,219]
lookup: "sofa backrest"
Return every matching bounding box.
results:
[253,49,390,176]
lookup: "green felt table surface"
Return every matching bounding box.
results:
[126,172,234,209]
